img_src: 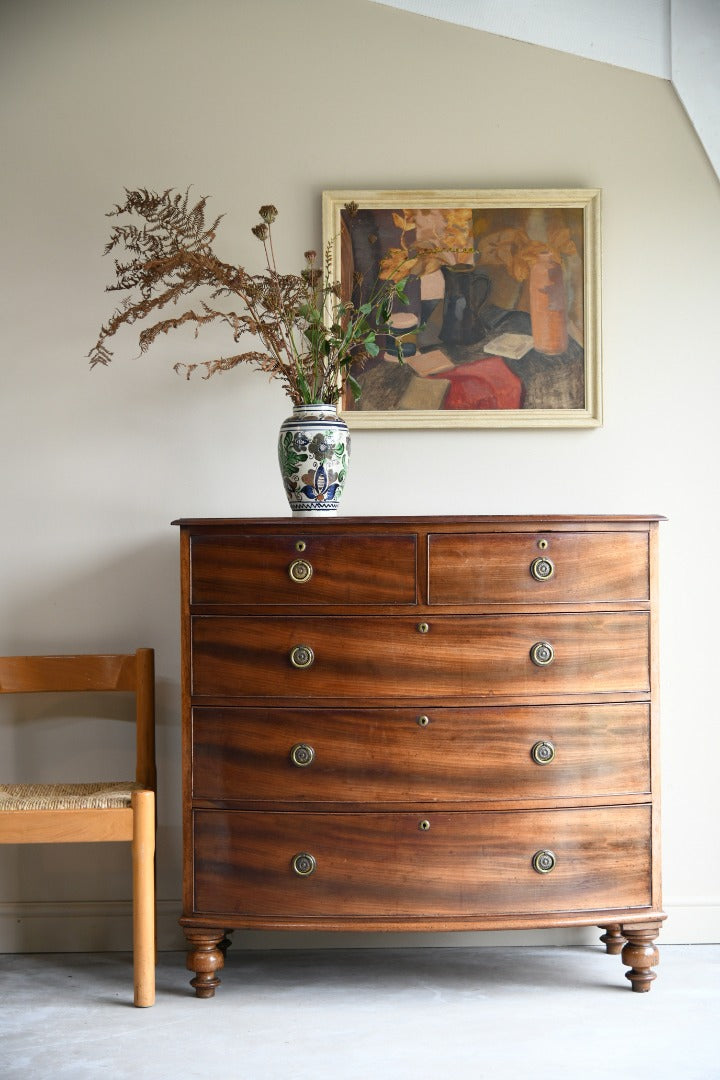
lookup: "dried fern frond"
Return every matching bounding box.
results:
[174,350,279,382]
[89,188,411,404]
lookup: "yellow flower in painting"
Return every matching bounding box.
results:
[412,251,446,275]
[476,228,530,280]
[476,227,576,282]
[379,246,419,281]
[388,208,474,277]
[443,208,473,230]
[378,210,577,285]
[392,210,417,231]
[548,227,577,258]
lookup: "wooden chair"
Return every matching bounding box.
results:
[0,648,156,1006]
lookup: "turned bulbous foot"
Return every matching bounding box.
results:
[184,928,225,998]
[621,923,661,992]
[598,924,627,955]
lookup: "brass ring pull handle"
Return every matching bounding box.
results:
[288,558,313,583]
[530,640,555,667]
[290,645,315,670]
[532,849,556,874]
[290,743,315,768]
[531,740,556,765]
[530,556,555,582]
[291,852,316,877]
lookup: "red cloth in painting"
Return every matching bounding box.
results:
[433,356,522,410]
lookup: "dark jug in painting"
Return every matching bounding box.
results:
[439,264,492,346]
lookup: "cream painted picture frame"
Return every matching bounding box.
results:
[322,189,602,428]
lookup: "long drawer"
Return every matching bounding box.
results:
[191,613,650,699]
[428,531,649,604]
[193,805,652,918]
[191,703,650,804]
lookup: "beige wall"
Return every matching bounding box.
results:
[1,0,718,949]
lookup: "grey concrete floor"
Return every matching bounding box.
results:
[1,946,718,1080]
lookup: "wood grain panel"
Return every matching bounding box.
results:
[190,533,417,606]
[191,703,650,804]
[428,531,649,605]
[191,613,650,699]
[193,805,652,918]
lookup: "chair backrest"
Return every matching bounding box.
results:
[0,649,156,790]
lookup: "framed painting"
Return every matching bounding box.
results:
[322,189,602,428]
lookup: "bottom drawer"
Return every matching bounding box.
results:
[193,805,651,918]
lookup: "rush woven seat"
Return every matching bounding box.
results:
[0,782,141,811]
[0,649,156,1007]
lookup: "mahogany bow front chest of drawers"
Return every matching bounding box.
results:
[174,515,664,996]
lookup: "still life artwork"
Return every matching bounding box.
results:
[322,189,602,428]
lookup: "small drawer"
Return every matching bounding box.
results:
[428,531,649,605]
[193,805,652,918]
[191,612,650,700]
[191,703,650,804]
[190,533,417,606]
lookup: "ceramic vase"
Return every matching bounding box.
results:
[277,404,350,517]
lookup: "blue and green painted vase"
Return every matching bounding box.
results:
[277,404,350,516]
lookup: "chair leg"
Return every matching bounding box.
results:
[131,789,156,1007]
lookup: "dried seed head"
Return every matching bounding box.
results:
[304,250,317,263]
[259,205,278,224]
[344,201,359,217]
[252,223,269,240]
